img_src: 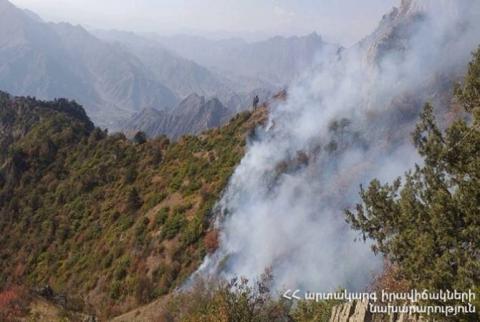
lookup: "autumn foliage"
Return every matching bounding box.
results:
[0,286,29,320]
[204,229,220,253]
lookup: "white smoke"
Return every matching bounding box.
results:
[195,0,480,292]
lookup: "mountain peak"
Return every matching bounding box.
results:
[179,93,206,108]
[399,0,465,17]
[137,107,163,116]
[23,8,43,22]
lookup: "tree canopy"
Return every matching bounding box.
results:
[346,48,480,294]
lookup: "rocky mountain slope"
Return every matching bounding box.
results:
[156,32,338,87]
[0,0,329,131]
[0,0,178,128]
[93,30,238,103]
[120,91,274,139]
[122,94,232,139]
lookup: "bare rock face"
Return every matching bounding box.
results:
[329,300,427,322]
[121,93,233,139]
[400,0,462,17]
[350,300,372,321]
[330,301,355,322]
[360,0,479,70]
[329,300,372,322]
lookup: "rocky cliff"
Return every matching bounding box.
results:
[329,300,426,322]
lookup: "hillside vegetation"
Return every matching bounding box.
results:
[0,91,265,318]
[1,47,479,322]
[346,48,480,319]
[113,48,480,322]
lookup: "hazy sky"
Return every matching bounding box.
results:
[10,0,399,45]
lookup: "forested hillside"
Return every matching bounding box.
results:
[112,47,480,322]
[0,91,265,318]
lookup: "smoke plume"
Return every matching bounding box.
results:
[195,0,480,292]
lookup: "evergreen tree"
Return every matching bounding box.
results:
[127,187,142,212]
[133,131,147,145]
[346,48,480,292]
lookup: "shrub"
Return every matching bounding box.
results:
[162,271,291,322]
[134,276,155,305]
[204,230,219,254]
[155,207,169,227]
[109,281,123,300]
[124,166,137,184]
[145,192,167,211]
[133,131,147,145]
[0,286,29,320]
[162,214,185,240]
[181,217,204,246]
[114,257,130,281]
[127,187,142,212]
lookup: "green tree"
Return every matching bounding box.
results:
[346,48,480,293]
[133,131,147,145]
[135,276,155,304]
[455,47,480,113]
[127,187,142,212]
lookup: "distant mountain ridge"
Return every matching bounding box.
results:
[121,88,274,139]
[122,94,233,139]
[0,0,330,131]
[154,32,337,87]
[93,30,238,103]
[0,0,178,128]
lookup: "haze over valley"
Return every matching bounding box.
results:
[1,0,343,135]
[1,0,480,321]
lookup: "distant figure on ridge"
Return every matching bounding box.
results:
[253,95,260,110]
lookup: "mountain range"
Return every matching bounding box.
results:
[1,0,480,320]
[152,32,336,88]
[0,0,332,133]
[0,0,177,128]
[122,94,232,139]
